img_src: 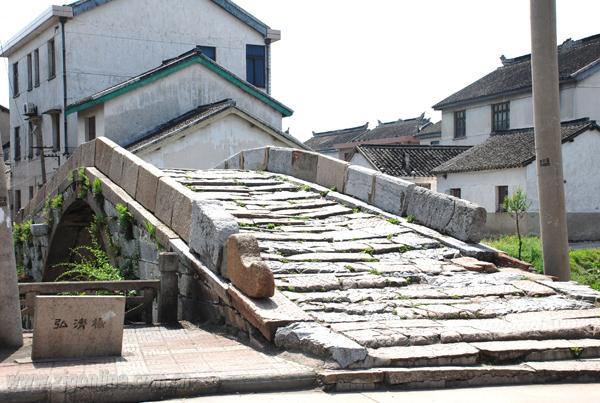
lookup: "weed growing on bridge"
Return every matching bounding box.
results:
[406,214,416,223]
[92,177,103,201]
[115,203,134,239]
[42,195,64,226]
[144,220,163,251]
[77,168,91,199]
[387,217,400,225]
[12,220,32,245]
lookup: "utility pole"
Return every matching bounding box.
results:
[34,117,47,185]
[0,158,23,347]
[530,0,570,280]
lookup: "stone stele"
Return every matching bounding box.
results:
[32,296,125,360]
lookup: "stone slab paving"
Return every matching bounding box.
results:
[167,169,600,378]
[0,326,314,402]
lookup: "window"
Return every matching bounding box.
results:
[454,110,466,138]
[246,45,266,88]
[51,113,61,151]
[2,144,8,162]
[449,188,462,198]
[198,46,216,61]
[496,185,509,212]
[29,186,34,201]
[492,102,510,131]
[12,62,19,97]
[431,140,440,145]
[33,49,40,87]
[86,116,96,141]
[27,53,33,91]
[14,190,21,213]
[48,38,56,79]
[14,127,21,161]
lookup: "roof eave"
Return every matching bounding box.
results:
[433,78,577,111]
[210,0,271,37]
[0,6,73,58]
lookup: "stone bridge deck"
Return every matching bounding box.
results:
[15,139,600,392]
[167,167,600,390]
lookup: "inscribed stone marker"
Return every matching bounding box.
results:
[32,296,125,360]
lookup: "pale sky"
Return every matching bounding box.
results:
[1,0,600,141]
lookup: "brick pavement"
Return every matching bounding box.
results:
[0,325,315,402]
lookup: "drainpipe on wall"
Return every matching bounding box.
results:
[60,17,69,156]
[265,40,271,94]
[265,29,281,96]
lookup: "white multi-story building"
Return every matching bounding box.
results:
[434,34,600,146]
[432,34,600,240]
[1,0,282,213]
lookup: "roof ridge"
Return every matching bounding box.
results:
[312,123,369,137]
[492,117,592,136]
[358,144,470,150]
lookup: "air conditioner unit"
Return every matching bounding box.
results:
[23,102,38,117]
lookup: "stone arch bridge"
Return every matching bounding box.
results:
[15,137,600,389]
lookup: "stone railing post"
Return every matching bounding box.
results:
[158,252,179,324]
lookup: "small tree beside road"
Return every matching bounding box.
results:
[502,188,531,260]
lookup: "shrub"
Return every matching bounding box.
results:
[54,228,123,282]
[502,188,532,260]
[13,220,32,245]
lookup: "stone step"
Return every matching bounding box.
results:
[319,359,600,392]
[332,310,600,348]
[365,339,600,368]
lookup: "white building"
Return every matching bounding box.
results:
[431,33,600,240]
[69,47,303,169]
[433,34,600,146]
[1,0,281,213]
[433,120,600,241]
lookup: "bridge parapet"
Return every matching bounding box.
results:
[15,138,287,340]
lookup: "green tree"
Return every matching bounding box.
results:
[502,188,532,260]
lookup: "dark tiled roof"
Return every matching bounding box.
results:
[433,118,600,174]
[304,123,369,152]
[0,104,8,113]
[416,121,441,138]
[434,34,600,109]
[126,99,306,152]
[357,144,470,177]
[126,99,235,151]
[352,115,429,142]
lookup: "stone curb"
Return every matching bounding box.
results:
[217,147,487,243]
[0,370,316,403]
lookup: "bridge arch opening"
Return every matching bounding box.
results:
[43,199,108,281]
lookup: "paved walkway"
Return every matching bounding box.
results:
[0,325,314,402]
[161,383,600,403]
